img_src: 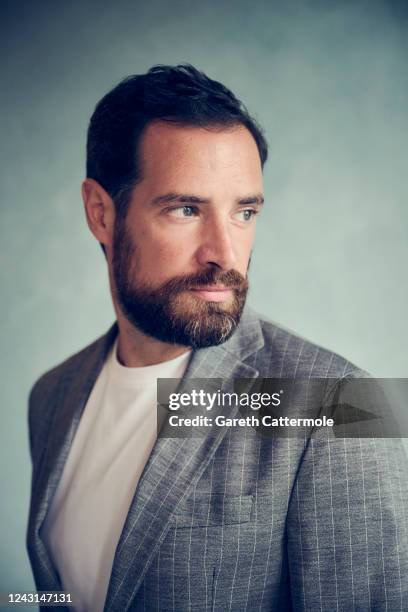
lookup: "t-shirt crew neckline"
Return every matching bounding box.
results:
[107,338,192,387]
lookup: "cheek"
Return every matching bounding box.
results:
[136,234,194,280]
[155,239,191,262]
[235,231,255,263]
[141,223,193,255]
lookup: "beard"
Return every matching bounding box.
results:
[112,219,249,349]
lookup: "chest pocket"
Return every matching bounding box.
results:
[170,494,253,528]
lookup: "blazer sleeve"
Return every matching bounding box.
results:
[286,425,408,610]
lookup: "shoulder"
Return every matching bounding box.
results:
[28,324,117,461]
[247,309,366,379]
[29,326,115,404]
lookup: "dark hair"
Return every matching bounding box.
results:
[86,64,268,219]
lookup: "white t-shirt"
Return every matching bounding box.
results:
[42,340,191,612]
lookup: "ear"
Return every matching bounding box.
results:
[82,179,115,251]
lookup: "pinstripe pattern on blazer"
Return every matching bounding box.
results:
[27,307,408,611]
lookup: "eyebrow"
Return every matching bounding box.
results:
[150,192,265,206]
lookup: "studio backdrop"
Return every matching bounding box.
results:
[1,0,407,597]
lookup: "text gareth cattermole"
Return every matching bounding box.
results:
[168,390,283,411]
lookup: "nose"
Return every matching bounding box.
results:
[195,217,238,271]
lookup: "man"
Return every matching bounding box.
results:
[27,64,408,611]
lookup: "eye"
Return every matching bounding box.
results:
[235,208,259,222]
[167,205,197,218]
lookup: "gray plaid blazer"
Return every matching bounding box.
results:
[27,307,408,611]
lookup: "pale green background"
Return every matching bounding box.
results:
[1,0,407,598]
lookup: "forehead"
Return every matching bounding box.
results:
[137,121,263,189]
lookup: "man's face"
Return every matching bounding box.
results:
[112,122,264,348]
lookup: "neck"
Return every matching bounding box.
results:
[115,311,191,368]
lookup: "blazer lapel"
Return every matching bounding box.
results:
[104,308,264,611]
[29,325,118,588]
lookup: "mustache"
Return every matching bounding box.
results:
[158,268,248,294]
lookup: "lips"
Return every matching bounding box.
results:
[189,286,235,302]
[191,285,235,291]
